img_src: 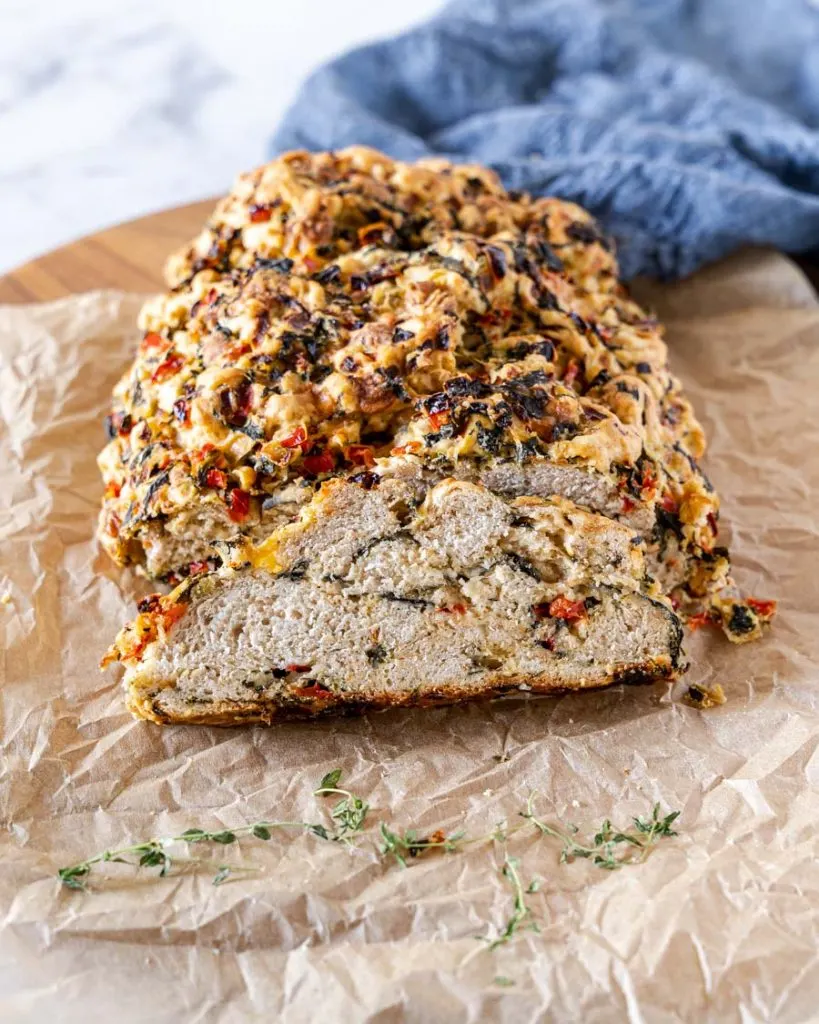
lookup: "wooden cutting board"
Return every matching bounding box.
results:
[0,200,215,304]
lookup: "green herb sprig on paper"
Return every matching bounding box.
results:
[57,770,680,953]
[58,770,370,891]
[521,797,680,870]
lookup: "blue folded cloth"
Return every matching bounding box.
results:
[272,0,819,279]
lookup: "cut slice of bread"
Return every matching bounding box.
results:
[107,479,685,725]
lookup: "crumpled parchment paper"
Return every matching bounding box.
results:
[1,250,817,1023]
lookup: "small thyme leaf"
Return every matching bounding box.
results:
[210,831,237,845]
[180,829,208,843]
[318,768,343,792]
[494,976,515,987]
[251,825,272,841]
[212,866,231,886]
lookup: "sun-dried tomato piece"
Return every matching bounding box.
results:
[151,352,183,383]
[227,488,250,522]
[286,663,312,673]
[249,205,272,223]
[294,684,331,699]
[280,425,309,450]
[427,411,450,430]
[621,496,636,514]
[194,442,216,461]
[391,441,422,456]
[747,598,776,619]
[345,444,375,468]
[188,560,211,575]
[141,331,166,352]
[161,604,186,630]
[205,468,227,489]
[302,450,335,476]
[706,511,719,534]
[660,493,679,514]
[688,612,717,631]
[533,596,587,622]
[438,604,467,615]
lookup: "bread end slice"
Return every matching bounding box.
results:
[106,479,686,725]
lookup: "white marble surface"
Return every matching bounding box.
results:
[0,0,443,273]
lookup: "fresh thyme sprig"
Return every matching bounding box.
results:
[57,771,678,912]
[314,769,370,842]
[485,856,541,950]
[521,796,680,870]
[58,769,370,891]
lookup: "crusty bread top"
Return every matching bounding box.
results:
[97,146,722,607]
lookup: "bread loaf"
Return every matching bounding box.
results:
[99,147,773,724]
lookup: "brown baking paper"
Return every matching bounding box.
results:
[1,250,818,1023]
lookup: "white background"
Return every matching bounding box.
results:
[0,0,443,272]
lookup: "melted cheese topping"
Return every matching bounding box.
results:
[98,145,720,604]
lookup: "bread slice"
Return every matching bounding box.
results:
[106,479,685,725]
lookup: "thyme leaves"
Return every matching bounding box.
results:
[58,769,370,891]
[58,773,679,960]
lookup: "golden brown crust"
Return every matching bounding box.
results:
[127,659,678,726]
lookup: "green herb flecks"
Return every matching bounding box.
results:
[58,768,367,891]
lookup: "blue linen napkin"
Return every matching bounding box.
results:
[272,0,819,279]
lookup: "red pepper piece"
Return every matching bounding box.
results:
[345,444,375,468]
[188,561,210,575]
[205,468,227,489]
[158,604,186,634]
[249,205,272,223]
[151,353,183,383]
[227,488,250,522]
[747,598,776,619]
[295,684,331,699]
[286,664,312,673]
[438,604,467,615]
[533,596,587,622]
[688,612,717,631]
[302,450,335,476]
[427,411,449,430]
[391,441,422,456]
[280,425,309,450]
[141,331,165,352]
[660,493,679,514]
